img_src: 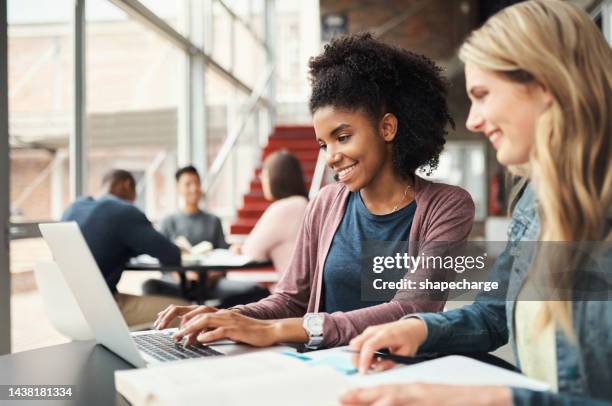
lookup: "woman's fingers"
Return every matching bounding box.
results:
[371,396,397,406]
[350,319,427,374]
[340,387,389,405]
[371,359,396,372]
[351,352,394,373]
[173,312,231,341]
[154,304,197,330]
[173,314,212,340]
[170,311,276,348]
[195,317,276,347]
[340,385,409,406]
[180,306,219,327]
[358,333,390,374]
[197,327,229,343]
[182,332,199,347]
[348,326,377,351]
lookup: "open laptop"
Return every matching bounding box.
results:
[39,222,269,368]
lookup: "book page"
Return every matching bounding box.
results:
[155,366,351,406]
[115,352,350,406]
[199,249,253,267]
[174,236,192,252]
[116,352,549,406]
[190,240,213,255]
[352,355,549,391]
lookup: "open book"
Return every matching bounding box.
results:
[115,348,549,406]
[115,352,351,406]
[175,236,214,257]
[174,237,253,266]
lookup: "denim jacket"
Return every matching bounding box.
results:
[414,184,612,405]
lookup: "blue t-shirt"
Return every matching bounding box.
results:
[322,192,416,313]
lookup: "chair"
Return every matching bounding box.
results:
[32,261,94,341]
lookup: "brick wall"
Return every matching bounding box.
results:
[319,0,477,61]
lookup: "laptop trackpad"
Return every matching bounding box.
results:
[208,340,263,356]
[208,340,293,356]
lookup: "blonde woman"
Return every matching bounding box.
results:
[343,1,612,405]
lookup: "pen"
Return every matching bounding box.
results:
[342,348,435,365]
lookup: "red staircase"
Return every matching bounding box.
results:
[230,125,319,236]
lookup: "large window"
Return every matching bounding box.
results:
[423,141,487,221]
[86,0,184,219]
[8,0,73,222]
[4,0,278,354]
[7,0,73,353]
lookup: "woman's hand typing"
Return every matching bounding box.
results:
[153,304,219,330]
[171,311,282,347]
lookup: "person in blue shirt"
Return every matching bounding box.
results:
[342,1,612,405]
[61,169,189,327]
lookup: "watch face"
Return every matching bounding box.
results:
[306,315,324,335]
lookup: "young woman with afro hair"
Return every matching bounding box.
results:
[156,33,475,350]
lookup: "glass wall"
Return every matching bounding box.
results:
[8,0,73,222]
[5,0,277,353]
[7,0,73,353]
[423,141,487,221]
[275,0,320,125]
[201,0,269,219]
[85,0,184,219]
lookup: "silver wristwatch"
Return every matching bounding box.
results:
[303,313,324,349]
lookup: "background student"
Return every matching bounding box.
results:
[343,1,612,405]
[61,169,189,327]
[160,165,228,250]
[142,165,269,308]
[231,150,309,275]
[156,33,475,349]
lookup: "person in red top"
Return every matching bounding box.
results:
[155,33,475,349]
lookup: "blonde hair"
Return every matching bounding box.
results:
[459,0,612,335]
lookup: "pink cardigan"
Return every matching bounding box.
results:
[234,176,475,346]
[241,195,309,273]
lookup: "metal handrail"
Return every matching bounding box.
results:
[203,64,275,194]
[135,150,167,196]
[12,150,66,212]
[216,0,268,51]
[108,0,270,106]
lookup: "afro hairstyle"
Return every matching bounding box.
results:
[308,32,454,177]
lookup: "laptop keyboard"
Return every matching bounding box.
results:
[134,331,224,362]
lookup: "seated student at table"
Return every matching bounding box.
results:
[142,165,269,308]
[161,166,229,250]
[230,150,309,275]
[342,2,612,405]
[155,33,475,348]
[61,169,189,327]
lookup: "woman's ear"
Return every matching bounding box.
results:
[532,83,554,110]
[380,113,398,142]
[542,87,554,108]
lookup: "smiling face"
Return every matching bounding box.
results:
[313,106,394,192]
[465,62,552,166]
[177,172,203,206]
